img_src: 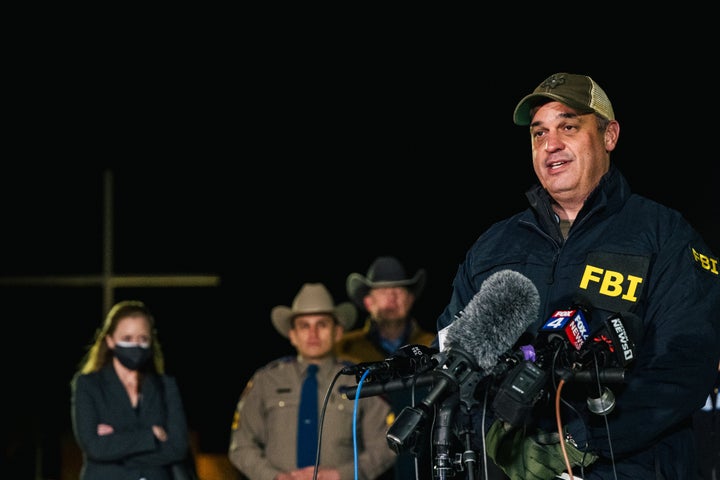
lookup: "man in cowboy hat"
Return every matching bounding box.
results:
[337,256,435,364]
[335,257,436,480]
[229,283,396,480]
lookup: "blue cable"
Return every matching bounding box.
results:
[353,369,371,480]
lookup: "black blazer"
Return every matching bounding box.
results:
[71,365,189,480]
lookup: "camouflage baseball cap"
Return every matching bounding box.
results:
[513,73,615,126]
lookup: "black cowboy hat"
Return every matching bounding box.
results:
[346,256,426,308]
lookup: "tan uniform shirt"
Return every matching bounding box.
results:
[229,355,397,480]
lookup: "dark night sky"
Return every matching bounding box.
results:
[2,31,719,477]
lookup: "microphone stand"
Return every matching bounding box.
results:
[433,393,459,480]
[432,368,484,480]
[455,370,483,480]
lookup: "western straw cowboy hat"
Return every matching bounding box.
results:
[271,283,357,338]
[346,256,426,308]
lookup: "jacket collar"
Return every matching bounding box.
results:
[525,164,630,240]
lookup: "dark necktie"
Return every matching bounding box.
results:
[297,364,319,467]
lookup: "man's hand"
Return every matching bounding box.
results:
[97,423,114,436]
[152,425,168,442]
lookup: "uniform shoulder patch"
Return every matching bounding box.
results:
[257,355,296,373]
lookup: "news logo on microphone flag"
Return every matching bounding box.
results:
[539,308,590,350]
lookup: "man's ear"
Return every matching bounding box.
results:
[605,120,620,152]
[362,294,373,312]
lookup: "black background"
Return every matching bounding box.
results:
[2,25,719,478]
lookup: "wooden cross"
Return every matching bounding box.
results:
[0,169,221,314]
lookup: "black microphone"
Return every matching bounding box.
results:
[339,372,437,399]
[490,305,591,426]
[340,344,439,380]
[576,312,639,415]
[581,312,638,368]
[497,305,593,373]
[567,368,626,383]
[386,270,540,453]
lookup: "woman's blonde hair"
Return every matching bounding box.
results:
[75,300,165,375]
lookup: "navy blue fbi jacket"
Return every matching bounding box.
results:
[436,165,720,479]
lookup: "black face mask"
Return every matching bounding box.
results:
[114,343,152,371]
